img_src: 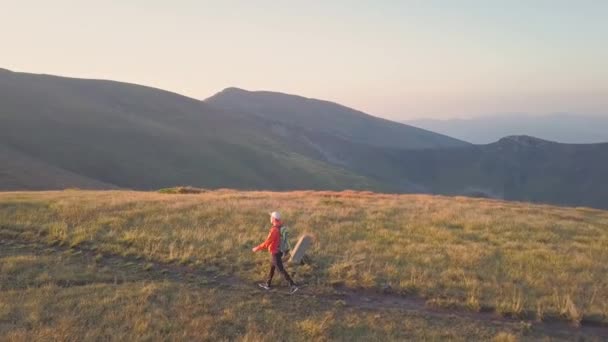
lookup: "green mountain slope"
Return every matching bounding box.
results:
[2,68,607,209]
[0,144,118,190]
[0,69,381,191]
[204,87,469,191]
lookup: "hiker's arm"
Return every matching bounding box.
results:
[253,231,273,252]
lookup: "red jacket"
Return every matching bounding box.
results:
[256,222,281,254]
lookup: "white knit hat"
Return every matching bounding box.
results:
[269,211,281,220]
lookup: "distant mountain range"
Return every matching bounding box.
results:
[0,68,462,193]
[405,114,608,144]
[1,68,607,208]
[386,135,608,208]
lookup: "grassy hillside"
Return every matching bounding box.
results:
[1,190,607,340]
[0,144,117,190]
[0,69,384,191]
[0,68,463,194]
[0,239,550,341]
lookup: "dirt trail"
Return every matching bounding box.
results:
[1,232,607,339]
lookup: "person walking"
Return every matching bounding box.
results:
[252,211,298,294]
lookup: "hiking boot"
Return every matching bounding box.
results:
[258,283,271,290]
[289,285,299,294]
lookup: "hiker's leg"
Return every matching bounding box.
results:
[282,250,290,263]
[266,257,276,286]
[275,252,295,286]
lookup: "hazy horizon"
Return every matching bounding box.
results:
[2,1,607,120]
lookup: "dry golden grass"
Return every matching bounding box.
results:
[0,236,551,341]
[1,189,607,340]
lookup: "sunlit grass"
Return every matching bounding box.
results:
[0,239,541,341]
[1,189,607,327]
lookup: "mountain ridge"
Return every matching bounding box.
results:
[206,87,468,150]
[1,68,455,192]
[2,68,608,208]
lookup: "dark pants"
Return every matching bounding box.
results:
[267,252,295,286]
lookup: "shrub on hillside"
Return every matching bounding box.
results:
[158,186,208,194]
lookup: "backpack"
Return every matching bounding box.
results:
[279,226,291,254]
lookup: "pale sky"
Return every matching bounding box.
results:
[1,0,607,119]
